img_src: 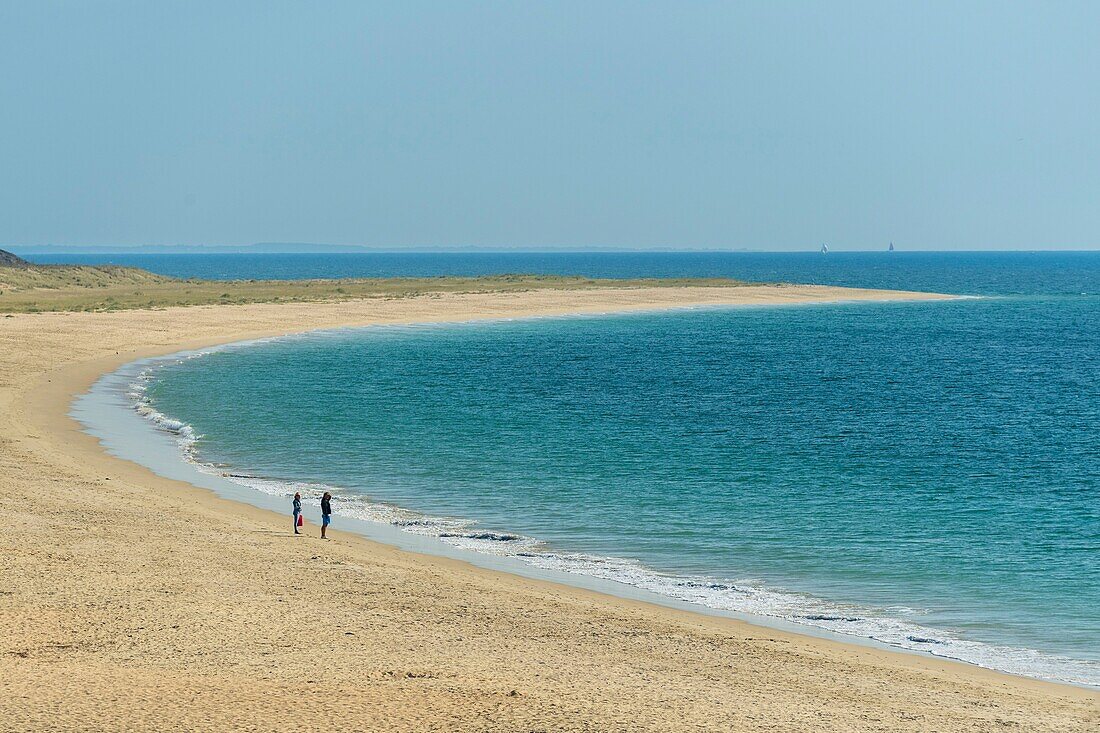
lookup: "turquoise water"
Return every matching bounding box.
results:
[130,254,1098,684]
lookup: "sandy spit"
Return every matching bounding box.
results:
[1,285,1095,732]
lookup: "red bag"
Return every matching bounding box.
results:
[296,514,304,527]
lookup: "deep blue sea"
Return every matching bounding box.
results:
[23,250,1099,296]
[83,252,1098,685]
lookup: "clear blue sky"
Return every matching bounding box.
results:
[2,1,1098,250]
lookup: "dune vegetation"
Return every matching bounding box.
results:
[0,253,753,313]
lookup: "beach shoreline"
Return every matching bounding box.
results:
[79,305,1096,687]
[3,284,1096,731]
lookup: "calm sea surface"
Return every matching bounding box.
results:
[84,252,1098,684]
[24,250,1099,295]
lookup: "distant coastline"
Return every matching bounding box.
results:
[9,243,769,255]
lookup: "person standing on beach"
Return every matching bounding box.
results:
[320,491,332,539]
[292,492,302,534]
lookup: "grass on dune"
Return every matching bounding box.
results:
[0,265,754,313]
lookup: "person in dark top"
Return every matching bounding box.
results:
[292,492,302,535]
[320,491,332,539]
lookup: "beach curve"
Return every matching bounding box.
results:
[2,284,1096,732]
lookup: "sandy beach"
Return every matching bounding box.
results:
[1,284,1095,732]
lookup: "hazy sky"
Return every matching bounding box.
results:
[2,1,1098,250]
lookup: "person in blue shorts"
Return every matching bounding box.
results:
[320,491,332,539]
[292,492,302,534]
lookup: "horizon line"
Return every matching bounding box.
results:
[8,245,1100,255]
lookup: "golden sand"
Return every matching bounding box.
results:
[1,285,1095,732]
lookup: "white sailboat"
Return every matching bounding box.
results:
[820,243,829,254]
